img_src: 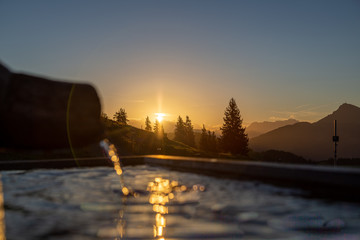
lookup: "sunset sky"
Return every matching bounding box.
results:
[1,0,359,130]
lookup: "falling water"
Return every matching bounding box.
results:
[99,139,130,196]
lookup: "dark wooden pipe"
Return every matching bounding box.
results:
[0,62,103,148]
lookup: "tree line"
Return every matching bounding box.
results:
[101,108,129,126]
[199,125,218,153]
[197,98,248,155]
[105,98,249,156]
[145,116,165,137]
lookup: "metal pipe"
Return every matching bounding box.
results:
[0,62,103,149]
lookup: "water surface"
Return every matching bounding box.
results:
[1,166,360,239]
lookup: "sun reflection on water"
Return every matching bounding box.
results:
[99,140,208,239]
[147,177,200,239]
[147,177,175,239]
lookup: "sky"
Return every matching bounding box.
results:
[1,0,360,130]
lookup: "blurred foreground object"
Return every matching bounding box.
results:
[0,62,103,148]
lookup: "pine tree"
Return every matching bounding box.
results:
[199,124,208,151]
[185,116,195,147]
[220,98,249,155]
[145,116,152,132]
[174,116,186,143]
[154,119,159,134]
[153,119,164,139]
[210,131,218,153]
[200,125,218,153]
[160,124,165,139]
[113,108,128,125]
[101,112,109,120]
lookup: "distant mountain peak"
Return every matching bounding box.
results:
[249,118,298,126]
[250,102,360,160]
[336,103,360,112]
[313,103,360,125]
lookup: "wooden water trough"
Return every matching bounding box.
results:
[1,155,360,200]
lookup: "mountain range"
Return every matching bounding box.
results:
[250,103,360,161]
[246,119,299,138]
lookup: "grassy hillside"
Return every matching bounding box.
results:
[0,119,202,160]
[101,118,202,156]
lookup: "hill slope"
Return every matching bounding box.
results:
[103,120,201,156]
[250,103,360,160]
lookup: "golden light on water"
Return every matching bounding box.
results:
[111,155,118,162]
[100,139,130,204]
[146,177,205,239]
[99,140,208,239]
[153,204,168,214]
[100,139,132,239]
[101,140,123,177]
[147,177,179,239]
[122,187,129,196]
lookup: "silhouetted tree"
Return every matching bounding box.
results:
[185,116,195,147]
[101,112,109,120]
[154,119,159,134]
[153,119,164,139]
[209,131,218,152]
[145,116,152,132]
[200,124,208,151]
[174,116,186,143]
[113,108,128,125]
[161,124,165,138]
[199,125,218,153]
[220,98,248,155]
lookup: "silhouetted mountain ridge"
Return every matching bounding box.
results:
[246,119,299,138]
[250,103,360,161]
[314,103,360,126]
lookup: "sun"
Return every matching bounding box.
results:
[155,113,166,123]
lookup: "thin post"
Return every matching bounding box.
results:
[333,120,339,167]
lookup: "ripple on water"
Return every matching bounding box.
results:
[1,165,360,240]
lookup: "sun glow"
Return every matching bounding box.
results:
[155,113,166,122]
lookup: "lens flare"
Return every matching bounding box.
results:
[155,113,166,122]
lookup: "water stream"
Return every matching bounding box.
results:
[99,139,129,196]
